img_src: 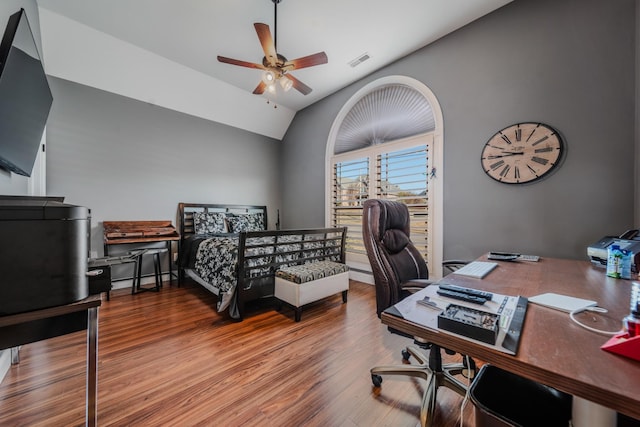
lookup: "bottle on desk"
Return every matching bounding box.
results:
[606,245,633,279]
[625,283,640,337]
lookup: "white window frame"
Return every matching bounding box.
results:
[325,76,444,282]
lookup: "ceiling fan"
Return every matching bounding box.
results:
[217,0,328,96]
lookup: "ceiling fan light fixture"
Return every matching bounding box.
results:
[279,76,293,91]
[262,70,277,85]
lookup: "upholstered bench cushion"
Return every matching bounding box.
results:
[275,261,350,321]
[275,260,349,283]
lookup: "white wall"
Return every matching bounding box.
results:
[38,8,295,140]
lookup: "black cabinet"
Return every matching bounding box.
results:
[88,265,112,300]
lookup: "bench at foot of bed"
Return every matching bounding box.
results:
[274,260,350,322]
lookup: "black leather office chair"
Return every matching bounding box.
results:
[362,199,470,427]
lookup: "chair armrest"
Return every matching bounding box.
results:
[401,279,435,293]
[443,259,471,266]
[442,260,471,274]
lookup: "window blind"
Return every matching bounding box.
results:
[331,143,430,260]
[377,145,429,257]
[333,157,369,256]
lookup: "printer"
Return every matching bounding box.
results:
[587,230,640,271]
[0,196,90,315]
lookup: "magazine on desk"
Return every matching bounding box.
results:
[388,286,528,355]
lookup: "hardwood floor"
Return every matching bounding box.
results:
[0,280,475,426]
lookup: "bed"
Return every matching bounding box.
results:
[177,202,347,320]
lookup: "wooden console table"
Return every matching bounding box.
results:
[103,221,180,283]
[0,295,102,426]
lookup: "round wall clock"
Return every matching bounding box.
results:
[480,122,564,184]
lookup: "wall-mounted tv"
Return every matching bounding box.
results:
[0,9,53,177]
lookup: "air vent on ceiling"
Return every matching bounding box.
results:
[348,53,370,68]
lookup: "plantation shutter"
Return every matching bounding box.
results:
[376,145,429,257]
[333,157,369,256]
[331,139,430,263]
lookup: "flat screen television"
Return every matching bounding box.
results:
[0,9,53,177]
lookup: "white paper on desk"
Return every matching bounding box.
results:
[395,286,521,355]
[395,287,442,328]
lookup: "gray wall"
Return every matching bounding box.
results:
[46,77,281,256]
[281,0,636,261]
[0,0,42,195]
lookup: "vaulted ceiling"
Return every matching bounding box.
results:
[35,0,512,139]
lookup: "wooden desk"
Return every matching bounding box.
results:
[103,221,179,282]
[381,256,640,422]
[0,295,101,426]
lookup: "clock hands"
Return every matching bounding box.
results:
[486,151,525,159]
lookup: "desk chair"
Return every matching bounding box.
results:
[362,199,470,427]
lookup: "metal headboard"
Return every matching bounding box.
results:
[177,202,268,240]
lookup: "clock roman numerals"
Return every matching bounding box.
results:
[526,123,541,142]
[500,133,512,145]
[531,156,549,165]
[490,160,505,170]
[532,135,549,146]
[534,147,555,153]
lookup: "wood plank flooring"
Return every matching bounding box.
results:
[0,280,474,426]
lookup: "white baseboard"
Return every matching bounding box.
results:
[349,270,374,285]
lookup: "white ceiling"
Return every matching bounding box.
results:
[35,0,512,139]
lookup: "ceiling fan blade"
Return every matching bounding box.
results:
[254,23,278,67]
[253,81,267,95]
[284,74,312,95]
[283,52,328,71]
[217,56,265,70]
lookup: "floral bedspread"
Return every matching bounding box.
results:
[194,235,240,313]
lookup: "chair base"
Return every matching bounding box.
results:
[370,344,470,427]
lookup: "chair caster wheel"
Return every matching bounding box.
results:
[372,374,383,387]
[401,349,411,361]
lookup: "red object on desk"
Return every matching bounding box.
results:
[601,333,640,361]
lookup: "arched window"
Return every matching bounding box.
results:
[325,76,444,281]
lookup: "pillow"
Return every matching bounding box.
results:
[192,211,227,234]
[226,212,265,233]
